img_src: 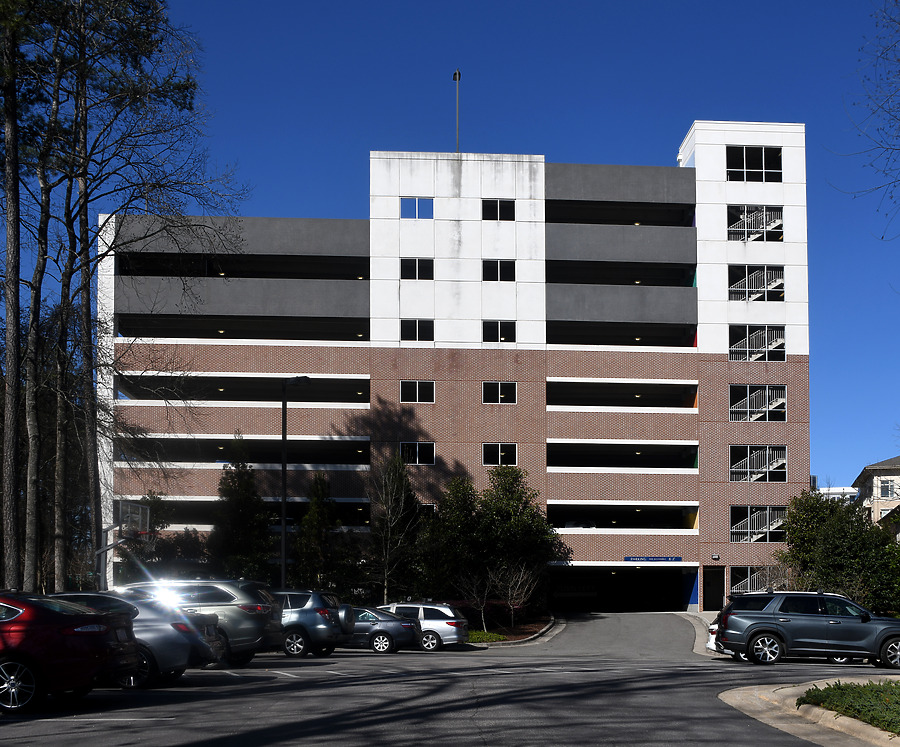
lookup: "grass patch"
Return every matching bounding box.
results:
[468,630,508,643]
[796,680,900,735]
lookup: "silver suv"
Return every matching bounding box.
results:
[716,590,900,666]
[271,589,355,657]
[120,580,282,667]
[378,602,469,651]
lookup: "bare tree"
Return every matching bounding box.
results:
[489,562,543,629]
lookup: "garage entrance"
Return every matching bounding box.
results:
[547,564,698,612]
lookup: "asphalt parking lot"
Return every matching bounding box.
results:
[1,613,895,746]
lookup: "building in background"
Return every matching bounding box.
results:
[853,455,900,522]
[100,120,810,611]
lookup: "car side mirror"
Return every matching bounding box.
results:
[861,612,871,623]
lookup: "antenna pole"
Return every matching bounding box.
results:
[453,69,461,153]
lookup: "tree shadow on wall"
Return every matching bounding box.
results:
[334,396,469,504]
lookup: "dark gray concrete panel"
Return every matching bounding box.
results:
[546,163,696,203]
[546,284,697,324]
[546,224,696,263]
[116,216,369,256]
[115,276,369,317]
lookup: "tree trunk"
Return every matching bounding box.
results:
[2,20,22,590]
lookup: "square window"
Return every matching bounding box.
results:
[482,320,516,343]
[482,381,517,404]
[483,443,517,466]
[725,146,782,183]
[400,258,434,280]
[400,380,435,403]
[400,319,434,342]
[729,506,787,542]
[482,199,515,221]
[400,197,434,219]
[727,206,783,243]
[728,265,785,301]
[729,446,787,483]
[401,442,435,465]
[728,385,786,422]
[881,480,895,499]
[482,259,516,282]
[728,325,785,362]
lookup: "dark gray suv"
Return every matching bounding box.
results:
[272,589,355,657]
[716,591,900,666]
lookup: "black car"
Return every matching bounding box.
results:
[342,607,421,654]
[716,590,900,666]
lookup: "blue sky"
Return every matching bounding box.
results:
[167,0,900,488]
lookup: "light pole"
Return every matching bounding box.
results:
[281,375,310,588]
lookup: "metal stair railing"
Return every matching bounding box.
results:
[729,447,787,481]
[729,386,787,421]
[730,508,787,542]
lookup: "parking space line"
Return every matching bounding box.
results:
[327,670,352,676]
[269,670,301,678]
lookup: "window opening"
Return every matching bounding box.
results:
[400,258,434,280]
[400,380,435,403]
[483,443,517,466]
[728,325,785,361]
[400,197,434,219]
[729,385,786,422]
[482,259,516,281]
[728,265,784,302]
[482,382,517,404]
[400,319,434,342]
[482,320,516,342]
[482,199,515,221]
[730,506,787,542]
[400,442,435,465]
[726,146,782,182]
[727,205,783,241]
[729,445,787,482]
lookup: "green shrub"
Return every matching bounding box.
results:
[468,630,507,643]
[797,681,900,735]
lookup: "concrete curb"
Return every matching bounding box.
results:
[721,675,900,745]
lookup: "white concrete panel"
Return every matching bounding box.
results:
[730,183,786,206]
[784,301,809,326]
[370,280,400,318]
[694,204,724,241]
[726,302,785,325]
[784,266,808,302]
[434,158,465,199]
[725,243,787,266]
[514,224,544,260]
[370,219,400,257]
[696,242,728,266]
[694,180,729,206]
[369,256,398,282]
[370,156,400,197]
[697,300,728,326]
[399,220,435,254]
[441,318,481,344]
[400,158,435,196]
[516,259,546,283]
[782,244,809,267]
[783,206,808,242]
[434,219,465,260]
[370,318,399,344]
[481,221,517,258]
[782,183,808,207]
[399,282,436,317]
[781,146,807,184]
[691,143,725,182]
[696,322,729,354]
[785,324,810,355]
[516,283,546,321]
[516,319,546,345]
[481,283,517,318]
[516,160,545,200]
[369,195,398,220]
[696,264,728,301]
[482,160,517,198]
[441,258,481,283]
[515,199,545,223]
[435,280,480,321]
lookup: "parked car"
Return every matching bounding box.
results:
[706,621,747,661]
[119,580,282,666]
[0,592,139,712]
[269,589,355,657]
[715,590,900,666]
[378,602,469,651]
[52,591,223,687]
[343,607,421,654]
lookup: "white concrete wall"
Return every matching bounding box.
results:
[679,121,809,356]
[370,151,546,348]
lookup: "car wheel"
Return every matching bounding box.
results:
[118,646,158,689]
[421,631,442,652]
[731,652,749,662]
[283,629,311,658]
[748,633,782,664]
[338,604,356,634]
[371,633,394,654]
[880,638,900,669]
[0,659,42,712]
[827,656,852,664]
[311,646,334,657]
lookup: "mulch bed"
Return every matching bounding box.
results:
[487,617,552,641]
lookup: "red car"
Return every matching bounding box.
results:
[0,592,140,712]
